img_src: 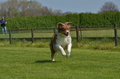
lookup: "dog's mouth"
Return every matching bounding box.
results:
[63,32,69,36]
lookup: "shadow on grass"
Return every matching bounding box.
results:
[35,60,61,63]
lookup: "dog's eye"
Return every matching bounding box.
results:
[63,29,66,30]
[61,28,65,31]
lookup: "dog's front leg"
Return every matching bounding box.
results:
[55,45,66,56]
[66,43,72,58]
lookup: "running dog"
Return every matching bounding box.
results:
[50,22,72,61]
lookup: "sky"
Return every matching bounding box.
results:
[0,0,120,13]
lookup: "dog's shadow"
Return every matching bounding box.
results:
[35,60,61,63]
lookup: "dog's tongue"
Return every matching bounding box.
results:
[64,32,69,36]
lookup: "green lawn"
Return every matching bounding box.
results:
[0,47,120,79]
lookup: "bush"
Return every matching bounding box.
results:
[6,12,120,29]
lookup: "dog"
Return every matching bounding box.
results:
[50,22,72,61]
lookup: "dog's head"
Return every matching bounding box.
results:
[57,22,72,36]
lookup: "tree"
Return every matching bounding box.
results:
[0,0,63,18]
[98,2,119,13]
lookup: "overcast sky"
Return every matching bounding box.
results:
[0,0,120,13]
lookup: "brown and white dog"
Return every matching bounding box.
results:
[50,22,72,61]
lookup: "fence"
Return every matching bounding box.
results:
[0,24,119,46]
[75,24,119,46]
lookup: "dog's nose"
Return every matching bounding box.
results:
[64,32,69,36]
[66,32,69,35]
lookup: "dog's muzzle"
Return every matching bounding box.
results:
[63,32,69,36]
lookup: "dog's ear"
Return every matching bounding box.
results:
[58,22,64,28]
[65,22,72,26]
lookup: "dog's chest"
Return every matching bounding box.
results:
[56,34,71,47]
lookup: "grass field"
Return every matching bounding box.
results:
[0,28,120,79]
[0,47,120,79]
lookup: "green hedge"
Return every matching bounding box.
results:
[6,12,120,29]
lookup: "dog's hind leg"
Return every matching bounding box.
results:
[51,51,56,61]
[50,48,56,61]
[50,42,56,61]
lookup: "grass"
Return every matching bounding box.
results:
[0,47,120,79]
[0,32,54,38]
[75,39,120,50]
[81,29,115,37]
[0,28,120,78]
[0,38,120,51]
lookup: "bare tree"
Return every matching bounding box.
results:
[98,2,119,13]
[6,0,20,17]
[53,10,62,15]
[0,0,63,17]
[18,0,42,16]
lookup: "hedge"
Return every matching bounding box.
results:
[6,12,120,29]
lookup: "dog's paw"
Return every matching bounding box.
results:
[55,53,58,56]
[62,53,66,56]
[66,54,70,58]
[52,59,55,61]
